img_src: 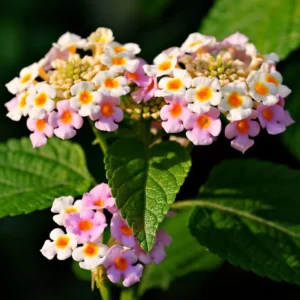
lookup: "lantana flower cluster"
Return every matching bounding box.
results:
[5,28,142,147]
[143,32,294,153]
[40,183,171,287]
[5,29,294,153]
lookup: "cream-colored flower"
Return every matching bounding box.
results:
[181,33,216,53]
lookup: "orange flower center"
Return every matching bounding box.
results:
[79,91,93,105]
[65,207,77,213]
[114,46,126,53]
[237,119,249,134]
[166,78,182,91]
[78,220,93,232]
[169,103,182,117]
[101,103,114,117]
[61,110,73,124]
[120,224,133,236]
[158,61,171,71]
[266,74,279,86]
[228,92,243,108]
[262,108,273,121]
[112,57,126,66]
[83,243,98,257]
[20,73,32,84]
[104,78,119,89]
[34,92,48,107]
[36,119,46,131]
[196,86,212,102]
[19,92,28,108]
[93,199,105,207]
[197,115,211,129]
[255,82,269,96]
[114,257,128,271]
[127,72,139,81]
[55,236,70,249]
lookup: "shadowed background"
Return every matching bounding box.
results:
[1,0,300,299]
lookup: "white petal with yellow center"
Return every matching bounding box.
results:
[143,53,177,77]
[53,32,86,51]
[181,32,216,53]
[6,91,30,121]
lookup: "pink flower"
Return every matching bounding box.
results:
[125,58,151,87]
[82,183,115,210]
[91,95,123,131]
[49,100,83,140]
[64,210,107,243]
[257,103,286,135]
[277,97,295,127]
[184,107,221,145]
[225,112,260,153]
[27,115,54,148]
[160,95,191,133]
[5,97,18,112]
[131,77,157,103]
[110,213,136,247]
[222,32,249,47]
[133,229,172,265]
[103,245,143,287]
[44,47,69,71]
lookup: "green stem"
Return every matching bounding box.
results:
[98,283,112,300]
[89,119,108,154]
[120,287,136,300]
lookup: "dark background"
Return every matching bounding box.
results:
[1,0,300,299]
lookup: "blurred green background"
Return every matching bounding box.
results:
[1,0,300,299]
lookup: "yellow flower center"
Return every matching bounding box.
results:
[61,110,73,124]
[169,103,182,117]
[20,73,32,84]
[36,119,46,131]
[55,236,70,249]
[196,115,211,129]
[101,103,114,117]
[237,119,249,134]
[196,86,212,102]
[255,82,269,96]
[78,220,93,232]
[166,78,182,91]
[79,90,93,105]
[104,78,119,89]
[228,92,243,107]
[34,92,48,107]
[83,243,99,257]
[158,61,172,71]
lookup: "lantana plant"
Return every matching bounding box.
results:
[2,25,300,299]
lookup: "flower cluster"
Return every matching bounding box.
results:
[5,29,294,153]
[5,28,143,147]
[144,32,294,152]
[40,183,171,287]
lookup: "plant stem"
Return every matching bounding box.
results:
[120,287,136,300]
[89,119,108,154]
[98,283,112,300]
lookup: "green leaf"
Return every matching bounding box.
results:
[0,138,94,218]
[189,159,300,285]
[200,0,300,59]
[138,209,222,295]
[280,56,300,160]
[105,137,191,252]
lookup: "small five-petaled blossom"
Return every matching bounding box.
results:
[49,100,83,139]
[40,228,77,260]
[64,210,107,243]
[72,242,109,270]
[103,245,144,287]
[82,183,115,210]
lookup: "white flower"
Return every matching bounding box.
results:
[100,49,139,73]
[246,70,279,105]
[6,91,30,121]
[186,77,222,114]
[181,33,216,53]
[70,82,102,117]
[5,63,39,94]
[53,32,86,51]
[143,53,177,77]
[40,228,77,260]
[72,242,109,270]
[27,83,56,119]
[92,71,130,97]
[86,27,114,48]
[106,41,141,57]
[51,196,82,226]
[219,82,253,121]
[155,69,192,97]
[157,47,183,61]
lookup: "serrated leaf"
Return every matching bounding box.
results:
[0,138,94,218]
[201,0,300,59]
[138,209,222,295]
[189,159,300,285]
[105,137,191,252]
